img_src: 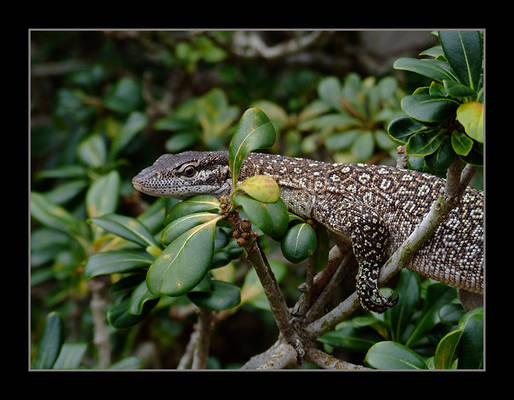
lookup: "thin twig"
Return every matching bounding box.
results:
[255,341,298,370]
[305,347,370,370]
[177,330,199,369]
[192,308,214,369]
[396,145,408,169]
[87,278,111,369]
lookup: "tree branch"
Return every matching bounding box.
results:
[305,347,370,370]
[87,278,111,369]
[192,308,214,369]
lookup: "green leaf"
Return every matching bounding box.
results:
[406,283,457,347]
[229,107,276,187]
[146,217,221,296]
[251,100,289,133]
[443,80,476,98]
[401,94,459,123]
[110,111,148,158]
[165,131,199,153]
[456,102,484,143]
[161,212,222,246]
[187,280,241,310]
[108,357,143,370]
[419,45,444,58]
[165,195,220,223]
[298,99,332,122]
[86,170,121,219]
[318,77,343,111]
[318,322,383,353]
[298,114,359,132]
[451,130,474,156]
[77,134,107,168]
[406,130,444,156]
[457,308,483,369]
[104,77,144,114]
[129,280,160,315]
[425,137,456,171]
[237,175,280,203]
[197,88,239,137]
[154,115,194,131]
[138,198,179,234]
[232,193,289,240]
[31,192,85,236]
[325,130,359,151]
[439,303,465,325]
[393,57,458,82]
[44,179,89,205]
[84,250,154,279]
[434,329,463,369]
[351,131,374,161]
[52,343,88,369]
[34,312,64,369]
[35,165,88,180]
[280,223,317,263]
[365,341,427,370]
[387,116,427,145]
[439,30,482,90]
[460,141,483,166]
[384,270,421,343]
[91,214,158,248]
[107,297,158,329]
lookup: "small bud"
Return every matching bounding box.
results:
[241,232,249,239]
[232,231,240,238]
[237,238,247,246]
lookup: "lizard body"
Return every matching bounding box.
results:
[132,151,484,312]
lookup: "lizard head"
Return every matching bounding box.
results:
[132,151,231,199]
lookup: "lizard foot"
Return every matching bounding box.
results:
[356,266,398,313]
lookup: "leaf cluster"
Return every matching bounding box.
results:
[388,30,484,173]
[318,270,483,369]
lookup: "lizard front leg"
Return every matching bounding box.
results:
[315,198,397,313]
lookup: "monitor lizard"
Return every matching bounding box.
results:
[132,151,484,313]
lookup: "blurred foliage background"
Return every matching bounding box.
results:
[30,30,482,369]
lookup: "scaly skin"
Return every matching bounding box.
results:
[132,151,484,312]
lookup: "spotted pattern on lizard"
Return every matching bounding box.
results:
[132,151,484,312]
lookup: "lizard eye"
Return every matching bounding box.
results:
[183,165,196,177]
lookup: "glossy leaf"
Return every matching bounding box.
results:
[365,341,427,370]
[406,283,457,347]
[387,116,427,145]
[188,280,241,310]
[91,214,158,248]
[229,107,276,187]
[232,193,289,240]
[129,280,160,315]
[35,165,88,180]
[439,30,482,90]
[85,170,120,219]
[318,77,343,111]
[457,308,483,369]
[439,303,465,326]
[281,223,317,263]
[161,212,221,246]
[406,130,444,156]
[251,100,289,133]
[110,111,148,158]
[456,102,484,143]
[401,94,459,123]
[52,343,88,369]
[443,79,476,98]
[107,297,158,329]
[84,250,153,279]
[34,312,63,369]
[384,270,420,343]
[434,329,463,369]
[393,57,458,82]
[425,137,455,171]
[31,192,86,237]
[146,217,221,296]
[165,195,220,223]
[108,357,143,370]
[137,197,179,234]
[237,175,280,203]
[419,45,444,58]
[451,129,474,156]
